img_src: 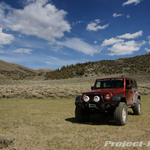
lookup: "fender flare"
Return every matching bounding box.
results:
[75,95,82,102]
[135,93,141,103]
[111,95,127,103]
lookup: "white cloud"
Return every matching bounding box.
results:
[86,19,109,31]
[144,48,150,52]
[0,28,14,45]
[0,0,71,40]
[72,20,84,26]
[108,40,144,56]
[0,50,6,53]
[123,0,142,6]
[56,38,101,56]
[147,36,150,44]
[113,13,123,17]
[95,19,100,23]
[12,48,33,54]
[102,30,145,56]
[127,15,130,18]
[117,30,143,39]
[94,41,97,44]
[101,38,124,46]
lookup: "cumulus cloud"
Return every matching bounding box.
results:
[102,30,145,55]
[117,30,143,39]
[123,0,142,6]
[113,13,123,17]
[56,38,101,56]
[86,19,109,31]
[0,28,14,45]
[144,48,150,52]
[12,48,33,54]
[0,0,71,40]
[108,41,144,56]
[102,38,124,46]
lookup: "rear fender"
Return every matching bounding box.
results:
[135,93,141,103]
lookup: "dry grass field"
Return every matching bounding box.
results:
[0,74,150,149]
[0,73,150,99]
[0,95,150,150]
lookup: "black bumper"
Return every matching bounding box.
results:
[75,101,119,112]
[75,95,119,112]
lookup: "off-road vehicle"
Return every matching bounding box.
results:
[75,77,141,126]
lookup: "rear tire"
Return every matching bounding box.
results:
[114,102,128,126]
[75,106,90,122]
[132,99,141,115]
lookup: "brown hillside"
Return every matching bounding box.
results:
[0,60,36,80]
[0,60,17,71]
[35,69,55,73]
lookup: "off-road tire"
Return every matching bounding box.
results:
[75,106,90,122]
[114,102,128,126]
[132,99,141,115]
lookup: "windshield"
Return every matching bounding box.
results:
[95,79,124,88]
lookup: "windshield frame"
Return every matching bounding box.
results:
[94,78,124,89]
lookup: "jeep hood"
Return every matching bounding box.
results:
[84,89,124,95]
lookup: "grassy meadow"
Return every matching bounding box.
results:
[0,95,150,150]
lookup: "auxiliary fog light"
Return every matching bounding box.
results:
[84,95,90,102]
[94,95,100,102]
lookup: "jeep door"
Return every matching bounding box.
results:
[130,79,136,104]
[125,79,135,105]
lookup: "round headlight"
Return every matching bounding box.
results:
[106,94,111,100]
[84,95,90,102]
[94,96,100,102]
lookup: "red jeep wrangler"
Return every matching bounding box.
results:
[75,77,141,126]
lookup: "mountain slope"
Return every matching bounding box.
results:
[0,60,36,80]
[45,53,150,80]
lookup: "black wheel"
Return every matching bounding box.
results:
[132,99,141,115]
[75,106,90,122]
[114,102,128,126]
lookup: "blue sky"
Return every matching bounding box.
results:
[0,0,150,69]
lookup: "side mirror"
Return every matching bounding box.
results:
[91,86,94,90]
[126,85,131,89]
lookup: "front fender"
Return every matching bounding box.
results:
[111,95,126,103]
[75,95,82,105]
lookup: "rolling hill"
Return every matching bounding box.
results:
[0,52,150,80]
[45,53,150,80]
[0,60,37,80]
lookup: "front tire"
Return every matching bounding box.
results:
[75,106,90,122]
[132,99,141,115]
[114,102,128,126]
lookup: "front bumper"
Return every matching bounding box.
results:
[75,101,119,112]
[75,95,119,112]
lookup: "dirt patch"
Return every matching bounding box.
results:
[0,135,15,149]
